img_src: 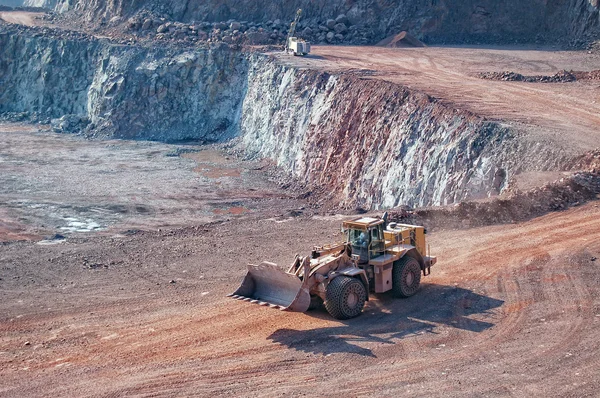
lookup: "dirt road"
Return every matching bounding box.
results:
[1,200,599,396]
[275,46,600,154]
[0,11,43,27]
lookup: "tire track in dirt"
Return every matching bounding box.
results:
[1,204,599,396]
[194,206,598,396]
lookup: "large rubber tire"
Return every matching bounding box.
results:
[392,256,422,298]
[324,276,367,319]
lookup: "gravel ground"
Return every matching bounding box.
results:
[0,123,307,241]
[0,200,599,396]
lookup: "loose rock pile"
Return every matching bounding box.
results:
[478,70,578,83]
[125,12,372,45]
[573,70,600,80]
[51,114,90,133]
[389,170,600,230]
[479,69,600,83]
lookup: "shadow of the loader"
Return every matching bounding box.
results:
[267,284,504,358]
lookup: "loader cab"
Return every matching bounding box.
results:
[343,217,386,263]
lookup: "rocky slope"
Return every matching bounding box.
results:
[0,0,23,6]
[22,0,57,8]
[0,24,572,209]
[239,58,571,209]
[51,0,600,45]
[0,25,248,140]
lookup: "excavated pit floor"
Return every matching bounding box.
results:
[1,16,600,396]
[0,123,304,241]
[1,124,599,396]
[1,201,599,396]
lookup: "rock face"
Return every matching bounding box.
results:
[0,27,248,141]
[0,26,568,208]
[238,57,566,209]
[85,44,247,141]
[0,31,97,118]
[0,0,25,6]
[53,0,600,44]
[23,0,58,8]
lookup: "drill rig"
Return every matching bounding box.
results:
[285,9,311,56]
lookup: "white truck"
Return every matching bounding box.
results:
[287,37,311,56]
[285,9,311,56]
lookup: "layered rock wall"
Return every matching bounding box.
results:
[239,58,561,209]
[0,32,98,117]
[85,43,247,140]
[0,27,248,140]
[23,0,58,8]
[0,26,565,208]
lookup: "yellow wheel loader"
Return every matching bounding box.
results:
[229,214,436,319]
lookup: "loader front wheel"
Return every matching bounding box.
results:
[324,276,366,319]
[392,256,422,298]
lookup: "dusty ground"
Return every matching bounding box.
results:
[1,199,599,397]
[2,12,600,397]
[0,11,43,27]
[275,46,600,155]
[0,123,305,241]
[2,127,598,397]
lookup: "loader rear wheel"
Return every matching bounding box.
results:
[392,256,421,298]
[324,276,366,319]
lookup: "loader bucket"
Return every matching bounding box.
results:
[228,261,311,312]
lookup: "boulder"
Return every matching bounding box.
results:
[141,18,153,31]
[335,14,349,25]
[326,31,335,41]
[51,114,90,134]
[326,19,336,30]
[334,23,347,34]
[109,16,122,25]
[230,21,241,31]
[127,18,140,30]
